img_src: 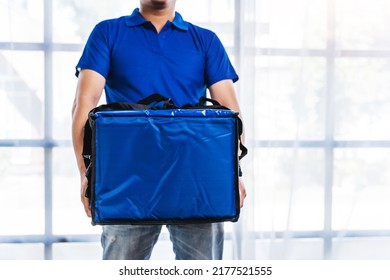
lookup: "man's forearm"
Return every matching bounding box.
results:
[71,69,106,176]
[72,104,88,177]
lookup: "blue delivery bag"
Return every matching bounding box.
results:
[84,96,246,225]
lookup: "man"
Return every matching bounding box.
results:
[72,0,246,260]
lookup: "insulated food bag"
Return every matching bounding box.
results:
[83,94,247,225]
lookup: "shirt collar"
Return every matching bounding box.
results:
[171,12,188,31]
[125,8,188,31]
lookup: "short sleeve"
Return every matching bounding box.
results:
[204,33,239,87]
[75,22,111,78]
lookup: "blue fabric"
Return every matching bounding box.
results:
[91,109,239,224]
[76,8,238,106]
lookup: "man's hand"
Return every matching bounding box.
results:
[80,174,92,217]
[239,178,246,208]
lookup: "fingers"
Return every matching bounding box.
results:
[239,178,247,208]
[80,176,92,218]
[81,195,92,218]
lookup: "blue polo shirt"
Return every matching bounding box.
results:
[76,8,238,106]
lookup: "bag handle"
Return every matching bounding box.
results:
[198,96,221,106]
[137,93,177,109]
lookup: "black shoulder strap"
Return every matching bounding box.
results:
[182,96,230,110]
[137,93,177,109]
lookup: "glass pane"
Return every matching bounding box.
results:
[255,57,326,140]
[0,51,44,139]
[177,0,235,47]
[0,244,44,260]
[334,58,390,140]
[256,238,323,259]
[335,0,390,50]
[256,0,327,49]
[332,237,390,259]
[0,0,44,42]
[53,52,80,140]
[0,148,44,235]
[52,242,101,260]
[177,0,234,23]
[53,0,137,43]
[150,234,175,260]
[52,148,101,235]
[254,148,324,231]
[333,149,390,230]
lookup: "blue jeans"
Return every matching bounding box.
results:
[101,223,224,260]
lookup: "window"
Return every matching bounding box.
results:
[250,0,390,259]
